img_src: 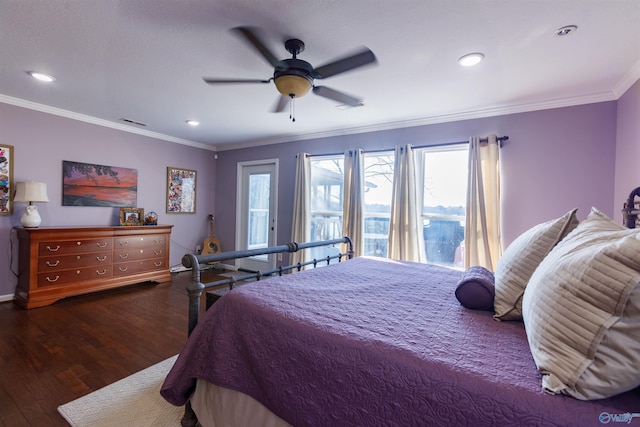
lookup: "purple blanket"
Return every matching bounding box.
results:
[161,257,640,426]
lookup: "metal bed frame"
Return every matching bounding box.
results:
[178,236,353,426]
[180,236,354,335]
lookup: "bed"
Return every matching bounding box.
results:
[161,209,640,426]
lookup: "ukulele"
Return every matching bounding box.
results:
[201,214,222,255]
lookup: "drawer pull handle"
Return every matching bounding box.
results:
[96,256,107,262]
[76,241,82,246]
[153,239,162,244]
[118,266,128,272]
[119,253,129,259]
[119,241,129,246]
[46,245,61,252]
[46,260,60,267]
[96,242,108,248]
[154,250,162,255]
[154,262,162,267]
[46,275,60,282]
[96,269,107,275]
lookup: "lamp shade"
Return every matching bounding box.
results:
[14,182,50,203]
[274,74,313,98]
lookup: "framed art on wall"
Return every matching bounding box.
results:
[62,160,138,207]
[0,145,14,215]
[167,167,196,214]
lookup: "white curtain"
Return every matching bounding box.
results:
[342,149,364,257]
[388,145,425,262]
[465,135,502,270]
[290,153,310,267]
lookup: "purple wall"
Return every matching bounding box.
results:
[215,101,619,263]
[3,85,638,300]
[614,78,640,223]
[0,103,216,298]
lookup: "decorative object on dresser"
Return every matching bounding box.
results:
[15,225,173,309]
[13,181,50,228]
[0,144,14,215]
[145,211,159,225]
[166,167,196,214]
[119,207,144,226]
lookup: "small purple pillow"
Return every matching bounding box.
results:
[455,266,495,311]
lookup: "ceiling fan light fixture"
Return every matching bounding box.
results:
[186,120,200,126]
[458,52,484,67]
[274,73,313,98]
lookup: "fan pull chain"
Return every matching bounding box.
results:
[289,95,296,122]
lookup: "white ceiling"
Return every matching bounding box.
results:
[1,1,639,151]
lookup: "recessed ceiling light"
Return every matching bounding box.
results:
[458,52,484,67]
[27,71,55,82]
[555,25,578,37]
[186,120,200,126]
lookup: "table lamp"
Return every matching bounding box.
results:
[14,182,50,228]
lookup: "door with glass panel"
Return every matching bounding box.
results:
[236,160,278,272]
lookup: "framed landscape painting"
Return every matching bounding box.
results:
[62,160,138,207]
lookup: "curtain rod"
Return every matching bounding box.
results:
[304,135,509,157]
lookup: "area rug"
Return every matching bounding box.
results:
[58,355,183,426]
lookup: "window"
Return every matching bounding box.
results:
[419,146,468,267]
[309,156,344,260]
[305,146,468,266]
[363,152,394,257]
[247,173,270,251]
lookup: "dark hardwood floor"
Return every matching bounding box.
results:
[0,268,224,427]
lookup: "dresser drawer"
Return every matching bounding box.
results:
[114,234,167,249]
[114,247,165,262]
[113,258,167,276]
[38,238,113,255]
[37,266,113,287]
[38,253,113,271]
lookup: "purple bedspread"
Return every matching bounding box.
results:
[161,257,640,426]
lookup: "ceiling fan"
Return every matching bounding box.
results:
[203,26,377,119]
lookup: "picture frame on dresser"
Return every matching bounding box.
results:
[0,144,14,215]
[166,167,196,214]
[119,207,144,226]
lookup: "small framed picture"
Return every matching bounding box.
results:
[119,207,144,226]
[0,145,14,215]
[166,167,196,214]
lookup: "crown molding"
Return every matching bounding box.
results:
[1,87,626,153]
[214,91,618,151]
[0,95,216,151]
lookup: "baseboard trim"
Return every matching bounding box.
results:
[0,294,15,303]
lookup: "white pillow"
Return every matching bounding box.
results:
[493,208,578,321]
[522,207,640,400]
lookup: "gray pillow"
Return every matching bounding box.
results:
[522,207,640,400]
[493,208,579,321]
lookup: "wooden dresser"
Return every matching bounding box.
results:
[15,225,173,309]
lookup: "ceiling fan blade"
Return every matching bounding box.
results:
[233,26,281,68]
[312,86,363,107]
[313,48,377,79]
[203,77,271,85]
[271,95,289,113]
